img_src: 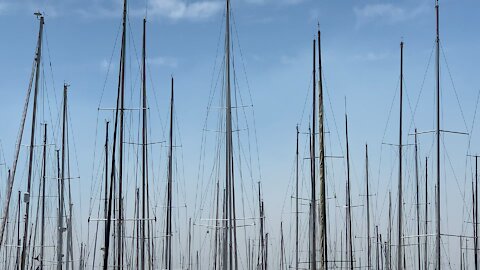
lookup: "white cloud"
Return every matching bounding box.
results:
[244,0,305,5]
[100,58,116,72]
[355,51,391,62]
[148,0,223,20]
[147,56,179,68]
[354,3,428,27]
[0,3,9,14]
[244,0,266,4]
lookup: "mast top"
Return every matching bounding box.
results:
[34,11,43,19]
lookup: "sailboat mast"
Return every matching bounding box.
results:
[424,157,428,270]
[141,17,148,270]
[435,1,441,268]
[104,121,109,223]
[103,1,127,268]
[415,129,421,270]
[310,38,317,270]
[40,124,47,269]
[164,76,174,270]
[376,226,379,270]
[397,41,404,270]
[295,125,299,270]
[388,191,392,270]
[117,0,127,267]
[258,183,264,270]
[345,113,353,270]
[56,83,69,270]
[317,28,327,270]
[223,0,238,269]
[475,157,479,269]
[365,144,371,269]
[15,191,21,269]
[213,180,220,270]
[19,14,44,270]
[66,86,74,270]
[280,222,285,270]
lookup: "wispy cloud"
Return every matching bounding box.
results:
[0,0,222,21]
[0,0,60,17]
[148,56,179,68]
[148,0,223,21]
[244,0,306,5]
[354,3,428,27]
[100,58,116,72]
[354,51,391,62]
[0,2,10,14]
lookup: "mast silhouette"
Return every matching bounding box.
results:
[19,14,44,270]
[222,0,239,269]
[424,157,428,270]
[415,129,421,270]
[345,113,353,270]
[116,0,127,266]
[295,125,299,270]
[0,13,44,252]
[141,16,151,270]
[164,77,174,270]
[317,28,327,270]
[397,41,404,270]
[365,144,371,269]
[40,124,47,269]
[310,38,317,270]
[57,83,69,270]
[435,1,441,268]
[103,0,127,268]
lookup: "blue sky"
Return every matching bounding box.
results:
[1,0,480,267]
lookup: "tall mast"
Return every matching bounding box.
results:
[188,218,192,270]
[376,226,379,270]
[397,41,404,270]
[265,233,269,270]
[0,13,43,251]
[415,129,421,270]
[141,17,148,270]
[295,125,299,270]
[213,180,220,270]
[473,179,477,270]
[388,191,392,270]
[104,121,109,226]
[19,14,44,270]
[258,183,264,270]
[40,123,47,269]
[56,83,69,270]
[345,113,353,270]
[317,28,327,270]
[365,144,371,269]
[472,155,478,269]
[66,85,74,270]
[164,77,174,270]
[100,121,109,269]
[117,0,127,267]
[223,0,238,269]
[15,191,21,269]
[310,38,317,270]
[435,1,441,268]
[103,0,127,268]
[280,222,285,270]
[424,158,428,270]
[474,157,478,269]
